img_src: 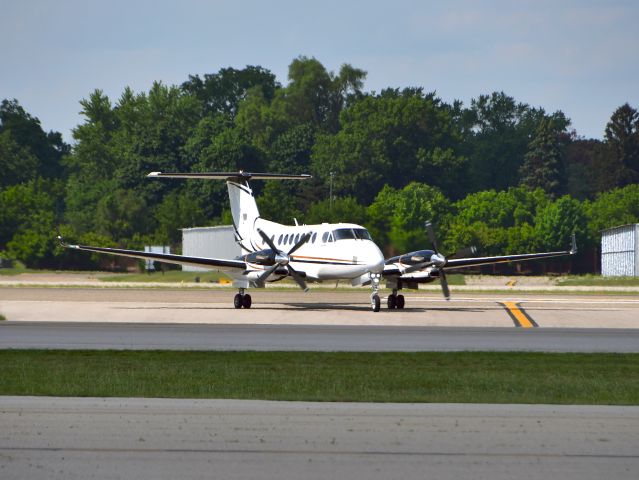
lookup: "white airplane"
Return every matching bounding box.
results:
[59,171,577,312]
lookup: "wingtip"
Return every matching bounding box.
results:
[147,171,162,177]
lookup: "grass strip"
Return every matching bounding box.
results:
[1,350,638,404]
[558,275,639,286]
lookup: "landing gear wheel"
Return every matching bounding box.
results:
[233,293,242,309]
[242,294,252,309]
[387,294,397,309]
[396,294,405,309]
[372,294,381,312]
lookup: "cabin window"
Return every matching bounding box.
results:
[294,233,299,243]
[284,234,289,244]
[271,235,275,244]
[321,232,329,243]
[289,235,294,245]
[278,234,283,244]
[312,232,317,243]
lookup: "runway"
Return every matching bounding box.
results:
[2,287,639,328]
[1,287,638,351]
[1,396,637,480]
[3,322,639,352]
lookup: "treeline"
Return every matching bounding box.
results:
[1,56,639,271]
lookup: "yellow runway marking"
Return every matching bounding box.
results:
[501,301,537,328]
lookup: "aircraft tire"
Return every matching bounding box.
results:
[242,294,252,309]
[396,294,405,309]
[387,294,397,309]
[233,294,243,309]
[372,294,381,312]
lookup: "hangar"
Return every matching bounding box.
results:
[601,224,639,276]
[181,226,241,272]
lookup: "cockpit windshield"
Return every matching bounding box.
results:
[332,228,372,241]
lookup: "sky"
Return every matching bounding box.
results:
[2,0,638,143]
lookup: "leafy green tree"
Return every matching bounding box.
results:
[519,117,570,198]
[312,88,466,204]
[182,66,278,117]
[446,187,549,255]
[0,131,39,187]
[462,92,568,192]
[585,184,639,241]
[305,196,368,226]
[0,99,70,183]
[154,191,207,245]
[0,179,67,267]
[367,183,451,254]
[236,57,366,147]
[534,195,587,251]
[94,189,151,242]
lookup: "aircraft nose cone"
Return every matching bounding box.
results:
[368,245,385,273]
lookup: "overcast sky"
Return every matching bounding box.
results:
[2,0,638,142]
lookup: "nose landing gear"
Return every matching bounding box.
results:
[370,273,381,312]
[233,289,252,309]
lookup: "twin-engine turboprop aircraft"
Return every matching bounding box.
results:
[59,171,577,312]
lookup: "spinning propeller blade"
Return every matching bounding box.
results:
[255,228,310,291]
[425,221,450,301]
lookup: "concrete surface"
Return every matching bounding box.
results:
[1,287,639,328]
[3,322,639,352]
[1,396,637,480]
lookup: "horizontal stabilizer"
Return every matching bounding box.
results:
[148,171,311,181]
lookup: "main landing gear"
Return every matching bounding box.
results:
[233,289,252,309]
[386,289,405,309]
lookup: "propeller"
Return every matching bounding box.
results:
[424,221,450,300]
[256,229,311,291]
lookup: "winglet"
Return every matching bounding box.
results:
[570,233,577,255]
[56,227,67,248]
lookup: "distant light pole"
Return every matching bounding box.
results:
[329,171,334,211]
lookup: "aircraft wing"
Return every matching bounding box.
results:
[59,238,246,271]
[443,249,573,270]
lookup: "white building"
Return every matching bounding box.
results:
[601,224,639,276]
[181,226,241,272]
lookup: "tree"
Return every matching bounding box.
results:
[462,92,568,192]
[305,197,368,226]
[445,187,549,255]
[604,103,639,186]
[311,88,466,204]
[235,57,366,147]
[367,183,451,254]
[585,184,639,241]
[182,66,278,117]
[534,195,587,251]
[0,130,39,188]
[519,117,569,198]
[0,99,70,183]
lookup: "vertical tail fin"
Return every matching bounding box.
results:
[226,178,260,251]
[148,171,311,253]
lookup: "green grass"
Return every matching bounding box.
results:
[558,274,639,286]
[442,274,465,285]
[1,350,637,404]
[99,270,231,283]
